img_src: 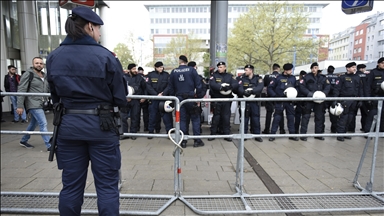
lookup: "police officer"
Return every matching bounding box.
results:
[348,64,369,132]
[121,63,146,140]
[137,67,149,131]
[208,61,239,141]
[325,65,340,133]
[299,62,330,141]
[262,63,285,134]
[237,64,264,142]
[146,61,173,138]
[333,62,363,141]
[169,56,204,148]
[294,70,307,134]
[364,57,384,133]
[46,7,127,215]
[267,63,299,141]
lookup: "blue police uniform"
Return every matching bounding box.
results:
[168,63,204,147]
[237,72,264,137]
[121,71,146,137]
[294,76,306,134]
[267,72,297,137]
[138,73,149,131]
[47,34,127,216]
[326,72,340,133]
[333,71,363,141]
[185,75,207,135]
[146,69,173,134]
[299,72,330,139]
[348,70,369,132]
[364,64,384,132]
[208,66,239,140]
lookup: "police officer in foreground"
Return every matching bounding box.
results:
[263,63,285,134]
[299,62,330,141]
[294,70,307,134]
[267,63,299,141]
[364,57,384,133]
[169,56,205,148]
[146,61,173,139]
[237,64,264,142]
[333,62,363,141]
[325,65,340,133]
[137,67,149,132]
[208,61,239,141]
[46,7,127,215]
[121,63,146,140]
[348,64,369,132]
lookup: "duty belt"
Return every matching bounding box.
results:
[63,108,99,115]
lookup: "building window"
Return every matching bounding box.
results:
[151,29,154,34]
[356,31,359,36]
[367,46,369,51]
[359,38,362,44]
[354,49,356,54]
[368,36,370,41]
[167,29,170,34]
[380,20,384,25]
[355,40,358,45]
[372,35,374,40]
[228,18,232,23]
[358,47,361,53]
[150,18,154,24]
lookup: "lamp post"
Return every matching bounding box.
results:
[138,36,144,66]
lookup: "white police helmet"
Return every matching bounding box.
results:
[330,102,344,116]
[284,87,298,98]
[243,88,255,98]
[159,100,174,113]
[127,85,135,95]
[313,91,326,103]
[381,81,384,91]
[220,83,232,95]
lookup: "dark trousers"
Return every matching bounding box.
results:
[56,138,120,216]
[348,103,369,132]
[364,101,384,132]
[337,101,357,133]
[120,100,140,133]
[148,100,173,133]
[300,102,325,134]
[271,102,295,134]
[244,102,261,134]
[181,101,201,141]
[264,101,284,133]
[210,101,231,135]
[139,101,149,131]
[294,102,304,134]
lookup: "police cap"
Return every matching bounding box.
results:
[273,63,280,68]
[283,63,293,70]
[357,64,366,70]
[310,62,318,69]
[345,62,356,68]
[138,66,144,71]
[300,70,307,76]
[179,55,188,63]
[127,63,136,70]
[72,6,104,25]
[378,57,384,64]
[328,65,335,70]
[244,64,254,70]
[217,61,226,67]
[154,61,163,67]
[187,61,196,67]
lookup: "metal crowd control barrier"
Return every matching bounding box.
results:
[1,92,384,215]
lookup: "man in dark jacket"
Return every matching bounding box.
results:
[4,65,27,123]
[137,66,149,131]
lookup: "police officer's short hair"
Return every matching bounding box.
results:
[357,64,366,70]
[327,65,335,73]
[187,61,196,67]
[272,63,280,70]
[300,70,307,76]
[179,55,188,63]
[138,67,144,71]
[310,62,319,69]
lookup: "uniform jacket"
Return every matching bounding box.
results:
[124,72,146,96]
[333,72,363,97]
[168,65,203,99]
[4,73,20,92]
[46,35,128,141]
[209,71,239,98]
[267,73,296,97]
[146,70,170,95]
[365,67,384,97]
[299,72,330,97]
[237,74,264,97]
[17,67,50,110]
[355,71,369,97]
[325,73,340,97]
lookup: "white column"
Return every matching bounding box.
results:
[17,0,39,70]
[1,2,8,80]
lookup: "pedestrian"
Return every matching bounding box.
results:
[267,63,299,141]
[364,57,384,133]
[146,61,173,139]
[237,64,264,142]
[17,57,51,150]
[294,70,307,134]
[298,62,330,141]
[333,62,363,141]
[137,66,149,132]
[169,56,204,148]
[4,65,27,123]
[262,63,285,134]
[120,63,146,140]
[208,61,239,141]
[46,6,128,215]
[325,65,340,133]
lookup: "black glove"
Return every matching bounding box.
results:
[365,101,372,110]
[244,89,252,97]
[356,101,363,108]
[331,101,337,109]
[307,92,314,97]
[99,109,115,131]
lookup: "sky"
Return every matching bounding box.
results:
[101,1,384,64]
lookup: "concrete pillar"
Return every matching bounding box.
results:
[17,1,39,70]
[209,0,217,68]
[0,2,7,77]
[216,1,228,64]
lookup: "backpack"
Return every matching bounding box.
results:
[26,72,34,92]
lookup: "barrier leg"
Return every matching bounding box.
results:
[235,101,246,194]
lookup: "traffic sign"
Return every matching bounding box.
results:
[342,0,374,15]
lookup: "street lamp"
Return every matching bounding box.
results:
[138,36,144,66]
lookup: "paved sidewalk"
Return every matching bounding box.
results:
[1,110,383,215]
